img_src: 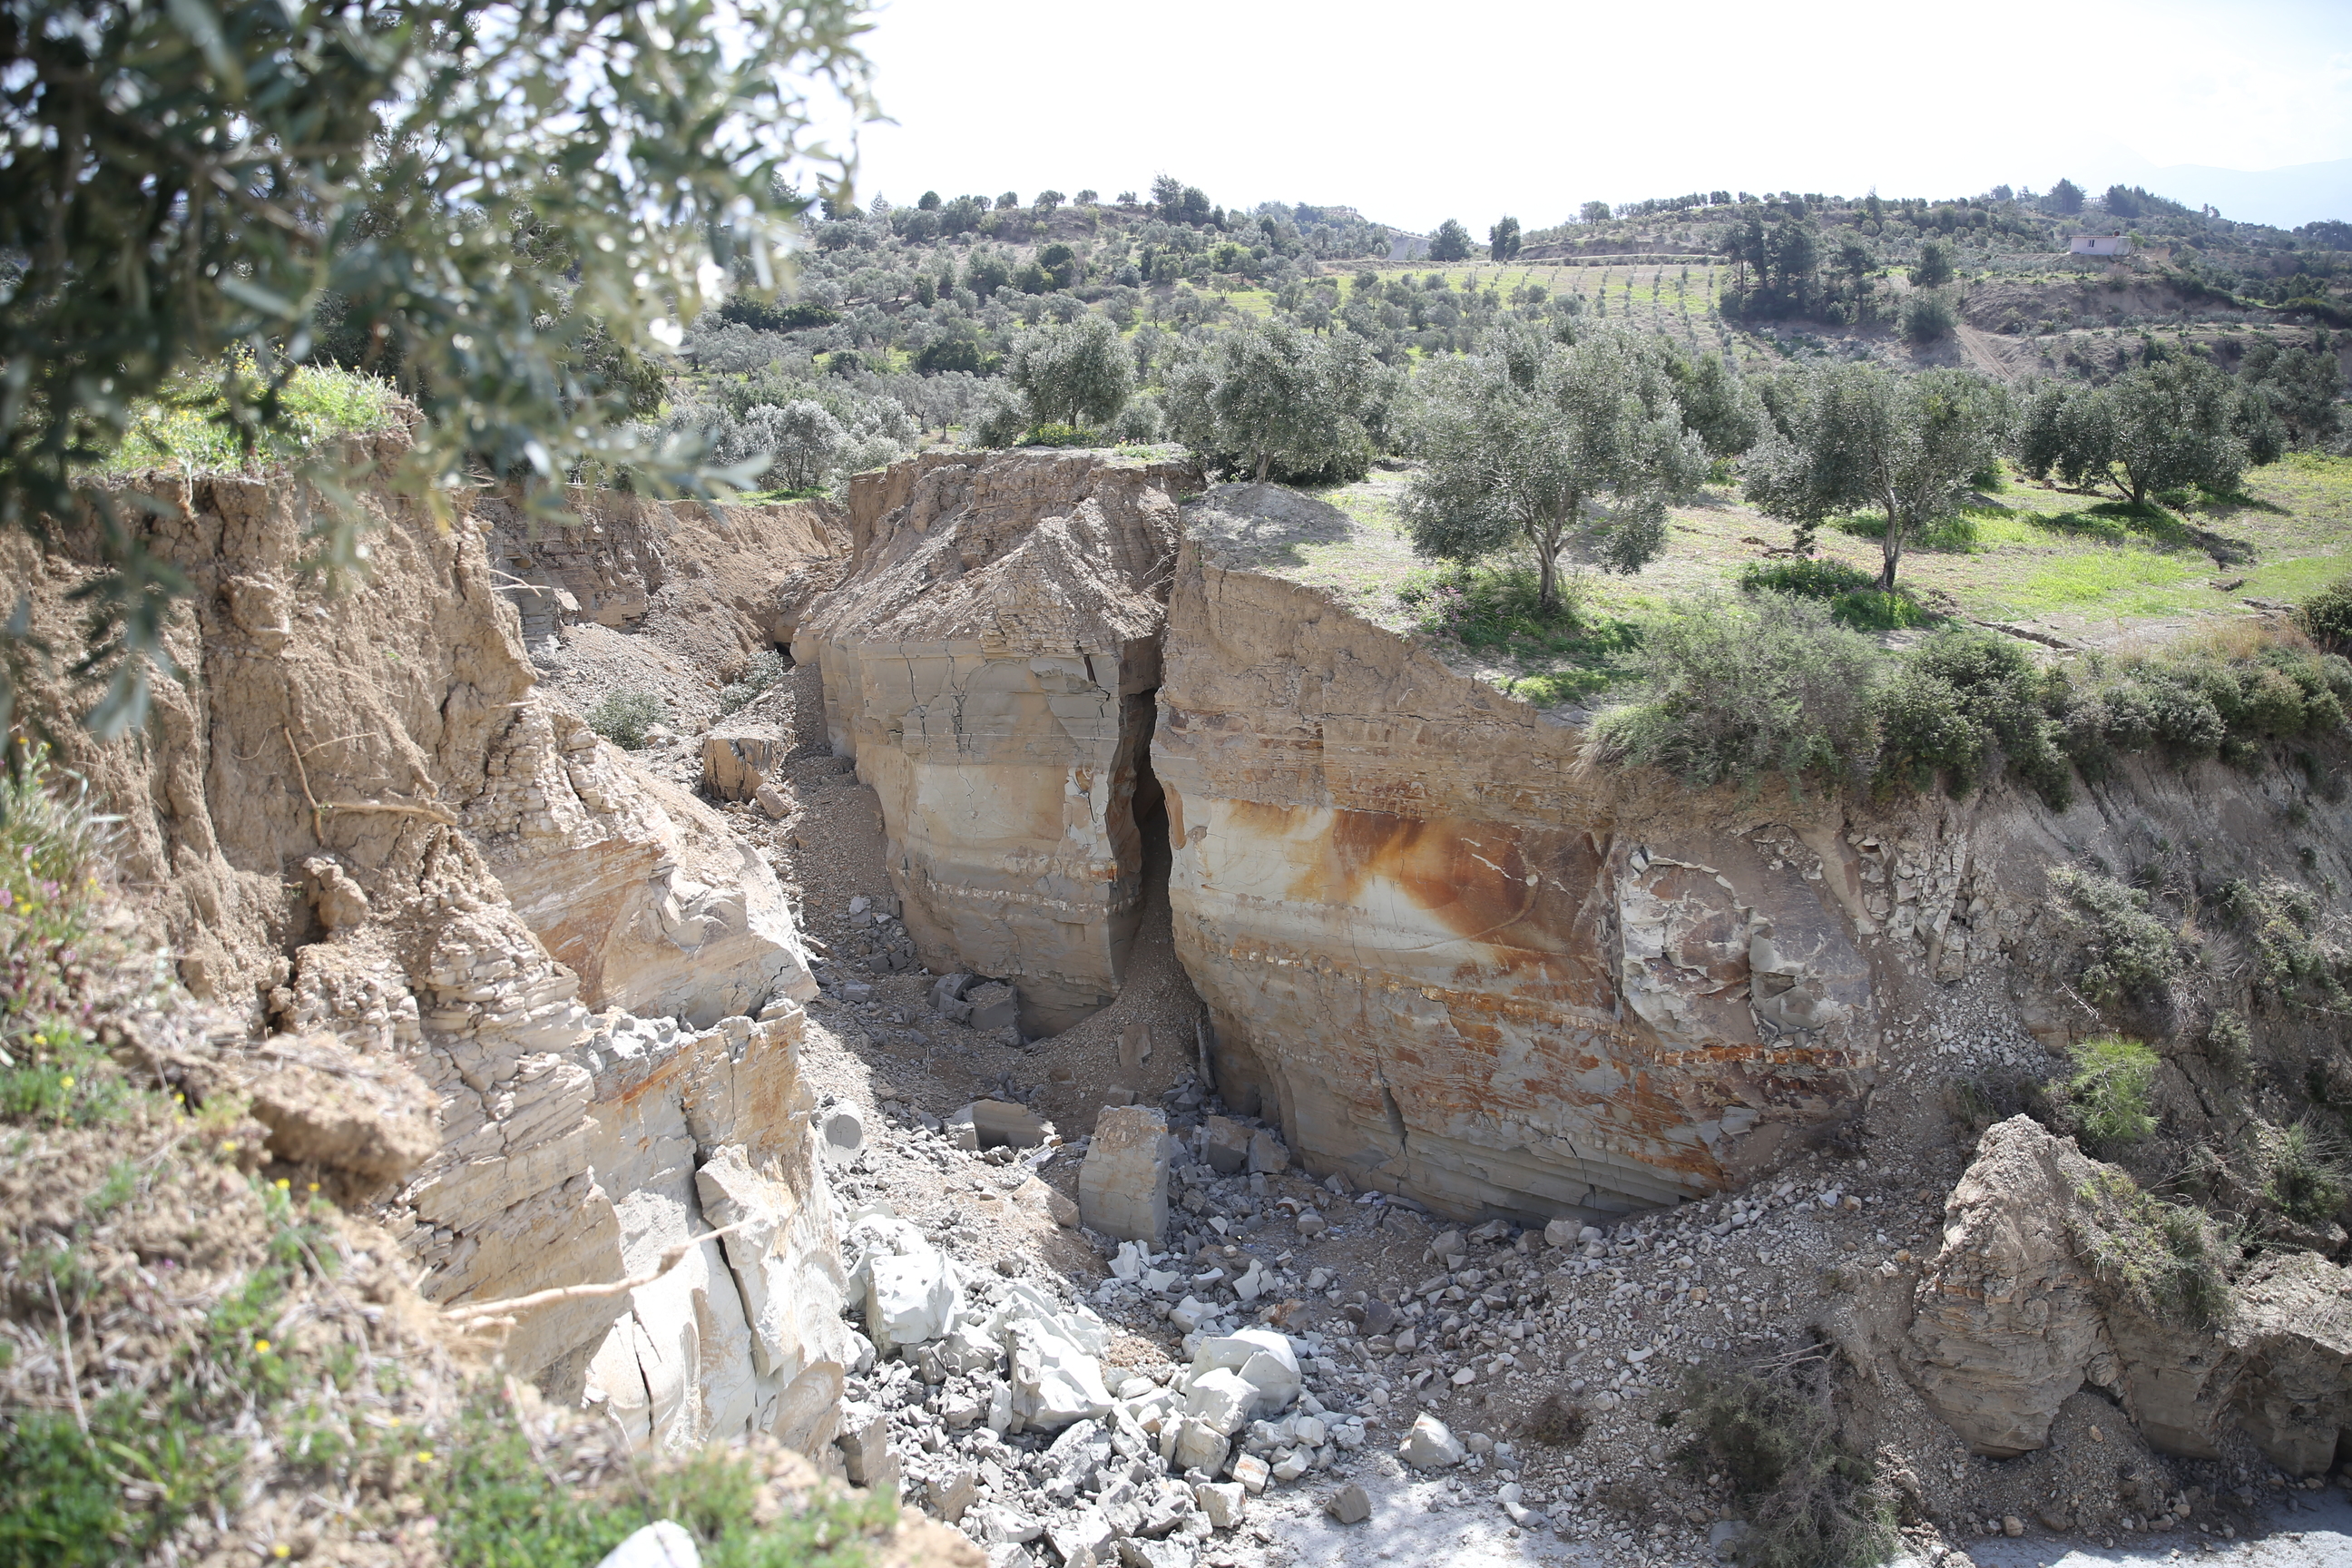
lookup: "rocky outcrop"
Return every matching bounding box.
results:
[1907,1116,2352,1475]
[10,446,838,1457]
[1903,1116,2122,1456]
[467,697,818,1027]
[799,451,1197,1034]
[482,487,848,661]
[576,1007,852,1455]
[1151,547,1881,1222]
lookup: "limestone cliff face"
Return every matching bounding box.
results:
[10,447,839,1456]
[1152,549,1884,1222]
[799,450,1197,1034]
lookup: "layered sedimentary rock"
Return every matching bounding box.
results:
[799,451,1196,1033]
[10,445,837,1455]
[1907,1116,2352,1474]
[468,698,818,1027]
[576,1008,852,1455]
[1152,547,1881,1221]
[482,487,848,660]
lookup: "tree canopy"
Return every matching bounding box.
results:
[1164,318,1383,485]
[0,0,875,735]
[2016,356,2247,506]
[1401,328,1707,612]
[1429,220,1474,261]
[1745,365,2009,589]
[1008,314,1135,430]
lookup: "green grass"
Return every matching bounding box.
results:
[1,750,132,1129]
[100,358,406,475]
[425,1395,898,1568]
[1397,562,1646,706]
[1739,558,1937,630]
[2006,549,2209,617]
[0,1178,341,1565]
[2064,1035,2161,1146]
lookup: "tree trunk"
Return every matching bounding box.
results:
[1878,491,1904,592]
[1535,514,1565,612]
[1255,451,1272,483]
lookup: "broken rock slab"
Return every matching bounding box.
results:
[1081,1105,1171,1246]
[1203,1115,1250,1176]
[1399,1412,1466,1468]
[947,1099,1053,1152]
[701,727,786,802]
[1246,1127,1289,1176]
[240,1031,437,1186]
[847,1212,962,1352]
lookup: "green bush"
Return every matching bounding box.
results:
[1590,594,1880,794]
[1020,421,1092,447]
[2261,1120,2349,1227]
[587,690,668,750]
[2059,642,2351,775]
[2202,1008,2252,1080]
[717,652,790,717]
[1737,559,1936,632]
[1875,626,2072,805]
[2064,1034,2161,1146]
[1903,291,1956,344]
[2076,1170,2230,1328]
[2300,574,2352,655]
[2053,869,2183,1013]
[1671,1363,1896,1568]
[2217,877,2347,1011]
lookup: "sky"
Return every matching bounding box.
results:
[833,0,2352,231]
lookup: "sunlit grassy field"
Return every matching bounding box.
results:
[1244,451,2352,710]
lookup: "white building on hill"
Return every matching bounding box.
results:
[2068,235,2132,257]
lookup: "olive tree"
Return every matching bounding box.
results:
[1162,318,1380,484]
[0,0,874,735]
[1400,328,1707,612]
[1745,365,2010,589]
[2016,358,2247,506]
[1007,313,1134,429]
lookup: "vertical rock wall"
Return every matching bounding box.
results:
[9,447,841,1458]
[1152,549,1882,1222]
[799,451,1195,1034]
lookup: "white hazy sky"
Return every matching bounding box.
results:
[836,0,2352,230]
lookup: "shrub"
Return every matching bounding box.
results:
[2202,1008,2252,1079]
[2300,573,2352,654]
[1671,1361,1896,1568]
[717,651,790,717]
[1737,559,1935,632]
[587,690,668,750]
[1903,291,1956,344]
[1522,1392,1588,1447]
[2063,1035,2161,1146]
[1588,594,1881,794]
[2260,1120,2349,1226]
[2075,1170,2230,1327]
[2053,867,2181,1012]
[1876,626,2071,805]
[1020,421,1092,447]
[2217,877,2347,1011]
[970,384,1032,448]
